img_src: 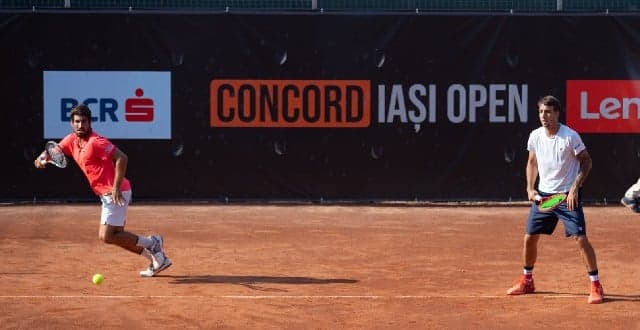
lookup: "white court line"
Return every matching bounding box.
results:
[0,295,585,299]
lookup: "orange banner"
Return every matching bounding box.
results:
[210,79,370,127]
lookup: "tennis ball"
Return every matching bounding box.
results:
[92,273,104,285]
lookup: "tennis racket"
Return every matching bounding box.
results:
[534,193,567,212]
[39,141,67,168]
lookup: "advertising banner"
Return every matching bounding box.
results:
[43,71,172,139]
[1,13,639,201]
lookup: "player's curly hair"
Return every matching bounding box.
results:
[537,95,561,112]
[70,103,92,119]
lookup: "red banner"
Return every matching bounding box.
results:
[567,80,640,133]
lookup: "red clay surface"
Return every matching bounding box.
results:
[1,204,639,329]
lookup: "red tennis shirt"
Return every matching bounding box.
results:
[58,131,131,196]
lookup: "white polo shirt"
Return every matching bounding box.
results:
[527,124,586,193]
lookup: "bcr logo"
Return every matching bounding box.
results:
[566,80,640,133]
[125,88,154,122]
[60,88,155,123]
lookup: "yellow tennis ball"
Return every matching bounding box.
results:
[92,273,104,285]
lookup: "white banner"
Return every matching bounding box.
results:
[43,71,171,139]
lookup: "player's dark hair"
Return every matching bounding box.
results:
[537,95,561,112]
[70,104,92,120]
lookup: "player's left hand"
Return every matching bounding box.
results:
[567,188,579,211]
[112,188,124,206]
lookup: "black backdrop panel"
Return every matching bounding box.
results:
[2,13,639,201]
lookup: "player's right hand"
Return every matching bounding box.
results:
[34,158,46,168]
[34,151,48,169]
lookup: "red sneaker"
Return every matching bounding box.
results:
[588,282,604,304]
[507,275,535,295]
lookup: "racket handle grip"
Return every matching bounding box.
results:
[534,194,542,204]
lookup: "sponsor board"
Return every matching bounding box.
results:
[567,80,640,133]
[210,79,370,127]
[210,79,529,127]
[43,71,172,139]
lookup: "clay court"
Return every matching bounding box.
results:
[1,204,639,329]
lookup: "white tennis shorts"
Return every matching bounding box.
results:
[100,190,132,226]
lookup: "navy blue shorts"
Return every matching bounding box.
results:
[526,190,586,237]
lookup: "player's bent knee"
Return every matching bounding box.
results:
[524,234,540,244]
[573,234,588,242]
[99,232,117,244]
[574,235,593,249]
[99,224,121,244]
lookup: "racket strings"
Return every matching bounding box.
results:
[50,151,65,165]
[538,194,567,211]
[46,142,67,167]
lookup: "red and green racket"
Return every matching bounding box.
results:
[534,193,567,212]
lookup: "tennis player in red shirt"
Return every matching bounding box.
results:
[34,104,171,277]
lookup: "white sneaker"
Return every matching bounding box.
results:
[621,197,640,213]
[139,257,172,277]
[149,248,165,270]
[150,235,164,254]
[148,235,166,269]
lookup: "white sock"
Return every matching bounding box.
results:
[141,248,153,262]
[136,235,154,249]
[589,275,599,282]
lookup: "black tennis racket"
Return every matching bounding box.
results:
[39,141,67,168]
